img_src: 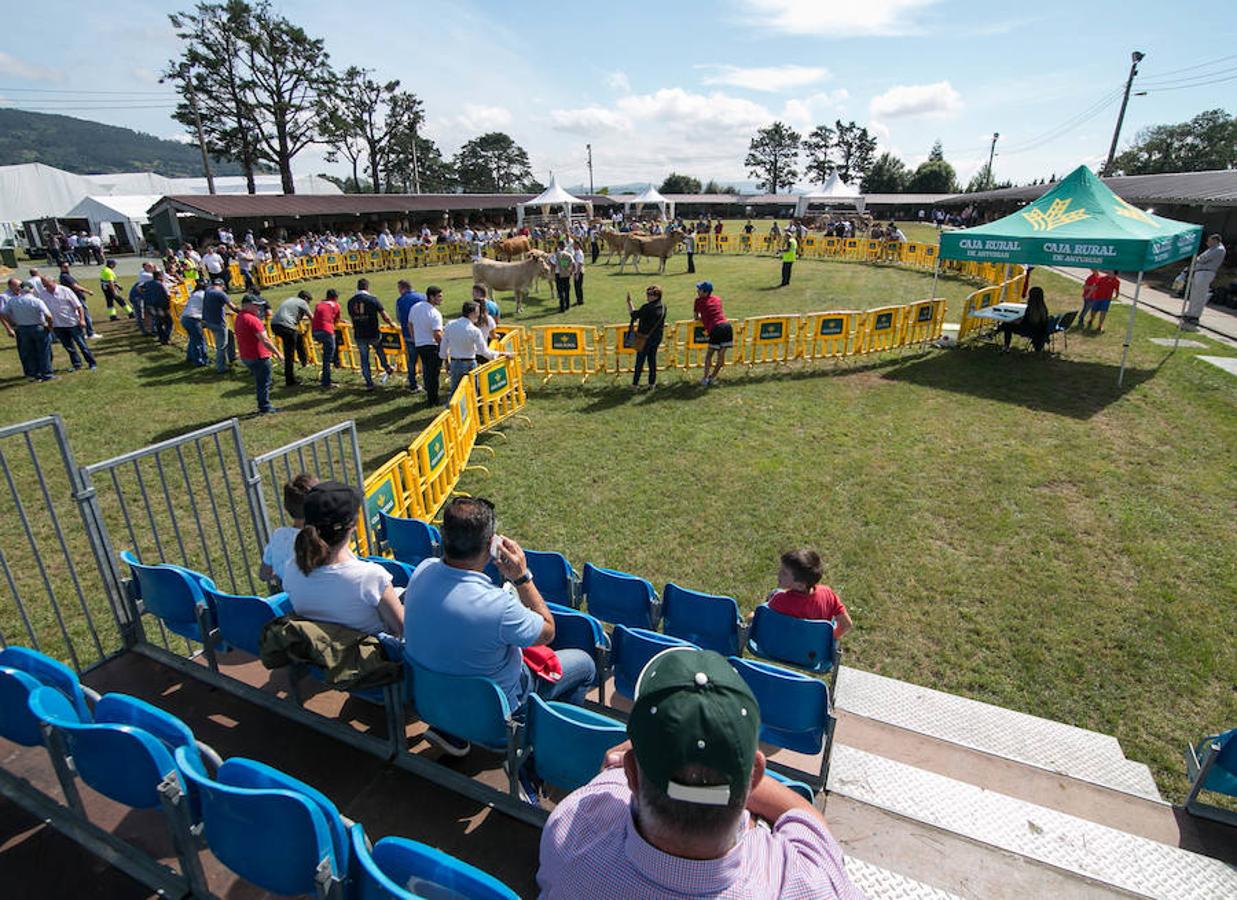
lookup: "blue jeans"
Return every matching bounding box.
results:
[357,336,389,387]
[404,339,419,388]
[16,325,52,379]
[314,329,337,385]
[151,307,173,344]
[205,321,235,372]
[182,315,208,366]
[53,326,96,369]
[243,357,273,412]
[523,648,596,707]
[448,358,476,396]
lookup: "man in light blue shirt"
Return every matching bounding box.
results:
[404,497,596,757]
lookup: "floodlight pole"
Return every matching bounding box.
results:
[586,144,594,195]
[1102,51,1145,176]
[1117,270,1144,387]
[985,133,999,190]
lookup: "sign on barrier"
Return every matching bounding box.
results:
[903,299,947,346]
[855,305,905,354]
[531,325,600,382]
[360,453,408,555]
[408,411,455,515]
[744,315,798,366]
[801,311,858,360]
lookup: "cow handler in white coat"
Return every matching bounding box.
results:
[1182,234,1226,331]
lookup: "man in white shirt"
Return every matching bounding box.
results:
[410,286,445,405]
[35,276,96,370]
[571,240,586,306]
[441,300,512,396]
[201,247,225,291]
[1182,233,1227,330]
[4,285,55,380]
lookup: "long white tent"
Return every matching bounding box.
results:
[516,177,592,226]
[64,195,160,251]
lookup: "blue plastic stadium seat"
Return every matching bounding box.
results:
[611,626,696,701]
[547,602,610,685]
[120,550,220,666]
[581,564,660,630]
[525,550,581,608]
[198,580,292,658]
[405,661,518,753]
[379,512,441,566]
[175,747,350,897]
[363,556,415,589]
[662,583,744,656]
[746,604,839,683]
[482,559,506,587]
[729,656,835,787]
[0,646,95,746]
[349,823,519,900]
[1185,727,1237,825]
[524,694,625,795]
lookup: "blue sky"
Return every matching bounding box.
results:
[2,0,1235,189]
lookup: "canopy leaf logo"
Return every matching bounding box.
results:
[1021,199,1089,232]
[1112,196,1159,227]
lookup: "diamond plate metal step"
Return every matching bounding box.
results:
[845,857,962,899]
[835,667,1162,800]
[829,745,1237,899]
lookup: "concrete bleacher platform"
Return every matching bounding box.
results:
[2,650,1233,899]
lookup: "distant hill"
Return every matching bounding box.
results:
[0,108,247,176]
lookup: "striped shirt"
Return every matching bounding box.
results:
[537,768,863,899]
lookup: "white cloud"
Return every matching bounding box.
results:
[454,104,512,133]
[0,50,65,84]
[550,107,632,135]
[869,81,962,119]
[734,0,937,36]
[698,64,830,93]
[605,71,631,93]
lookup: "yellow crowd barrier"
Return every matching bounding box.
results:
[669,319,747,369]
[743,315,798,367]
[801,311,861,360]
[530,325,602,383]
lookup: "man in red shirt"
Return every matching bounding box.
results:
[1077,269,1101,329]
[234,294,283,414]
[692,281,733,387]
[761,548,853,636]
[1084,270,1120,332]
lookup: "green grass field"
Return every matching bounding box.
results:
[1,242,1234,801]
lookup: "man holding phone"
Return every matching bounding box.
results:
[403,497,596,757]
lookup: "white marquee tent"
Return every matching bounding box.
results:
[796,173,865,216]
[64,195,160,251]
[624,184,674,220]
[516,177,592,226]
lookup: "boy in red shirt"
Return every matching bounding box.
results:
[234,294,283,414]
[1084,270,1120,332]
[693,281,733,386]
[1078,269,1101,329]
[762,548,852,637]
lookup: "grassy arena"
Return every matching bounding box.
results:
[1,239,1234,801]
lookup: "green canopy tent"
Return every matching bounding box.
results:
[937,165,1202,385]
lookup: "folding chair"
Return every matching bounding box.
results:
[1184,727,1237,826]
[379,512,441,566]
[363,556,415,589]
[547,602,611,702]
[662,583,745,656]
[1047,309,1077,352]
[0,646,98,746]
[198,581,291,658]
[405,661,524,796]
[522,694,626,797]
[746,604,840,694]
[349,823,519,900]
[120,550,221,670]
[525,550,583,607]
[175,747,350,899]
[610,625,696,701]
[581,563,661,629]
[729,656,835,790]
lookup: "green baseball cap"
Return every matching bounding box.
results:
[627,648,760,807]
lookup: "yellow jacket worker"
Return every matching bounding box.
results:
[780,236,797,287]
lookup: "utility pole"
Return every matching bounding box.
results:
[1103,51,1145,176]
[586,143,594,194]
[181,67,215,194]
[985,132,999,190]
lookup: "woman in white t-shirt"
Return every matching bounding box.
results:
[281,481,404,655]
[181,280,209,367]
[259,473,317,588]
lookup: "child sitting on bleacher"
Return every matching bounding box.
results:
[764,548,853,637]
[259,473,318,588]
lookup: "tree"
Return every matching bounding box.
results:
[453,132,533,192]
[745,122,801,193]
[241,1,335,193]
[927,140,945,162]
[703,179,739,194]
[832,121,878,185]
[905,142,958,193]
[165,1,265,192]
[861,152,909,193]
[802,124,835,184]
[1112,108,1237,174]
[319,66,422,193]
[660,172,701,193]
[386,131,455,193]
[317,105,366,190]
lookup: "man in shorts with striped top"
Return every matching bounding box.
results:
[693,281,732,387]
[537,647,861,899]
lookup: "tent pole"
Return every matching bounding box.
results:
[1117,271,1143,387]
[1173,250,1199,350]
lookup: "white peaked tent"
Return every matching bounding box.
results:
[516,177,593,226]
[65,195,160,251]
[624,184,674,220]
[796,173,865,216]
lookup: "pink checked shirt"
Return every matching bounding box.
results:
[537,769,864,899]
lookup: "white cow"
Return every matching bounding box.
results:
[472,255,554,314]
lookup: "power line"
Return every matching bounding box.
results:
[1142,71,1237,93]
[1138,65,1237,88]
[1136,52,1237,83]
[0,85,174,96]
[997,88,1123,155]
[1,104,179,111]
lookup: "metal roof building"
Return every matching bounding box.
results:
[939,170,1237,208]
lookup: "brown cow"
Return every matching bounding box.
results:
[494,235,531,261]
[599,229,630,264]
[473,255,553,314]
[619,230,685,274]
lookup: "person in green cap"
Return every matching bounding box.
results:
[537,647,861,898]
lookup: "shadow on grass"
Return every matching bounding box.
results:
[881,346,1159,419]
